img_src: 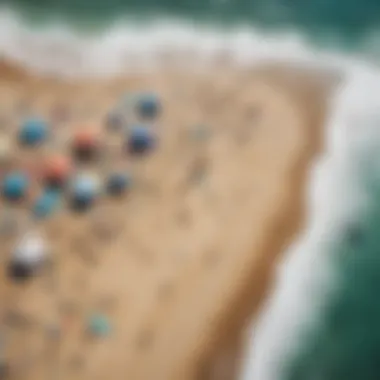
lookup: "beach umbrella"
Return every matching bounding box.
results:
[43,155,72,188]
[126,126,157,156]
[72,129,100,161]
[19,118,48,146]
[7,233,48,282]
[33,190,61,219]
[2,172,29,201]
[136,92,161,119]
[106,172,132,196]
[69,174,100,211]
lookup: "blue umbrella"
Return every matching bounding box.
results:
[2,172,29,201]
[33,190,61,219]
[136,92,161,119]
[127,126,157,156]
[106,172,133,196]
[19,118,48,146]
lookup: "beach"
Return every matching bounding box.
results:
[0,1,379,380]
[0,59,335,380]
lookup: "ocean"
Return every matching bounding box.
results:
[2,1,380,380]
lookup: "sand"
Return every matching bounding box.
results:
[0,61,336,380]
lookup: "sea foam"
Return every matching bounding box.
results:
[0,5,368,79]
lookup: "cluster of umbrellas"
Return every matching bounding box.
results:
[3,92,161,282]
[2,92,161,215]
[0,89,216,375]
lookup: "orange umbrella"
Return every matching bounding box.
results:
[43,155,72,185]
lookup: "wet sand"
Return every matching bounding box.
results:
[0,61,336,380]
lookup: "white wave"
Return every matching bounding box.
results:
[239,59,380,380]
[0,5,372,79]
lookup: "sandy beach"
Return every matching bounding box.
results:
[0,60,335,380]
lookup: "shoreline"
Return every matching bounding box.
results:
[238,67,380,380]
[0,59,337,380]
[182,67,336,380]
